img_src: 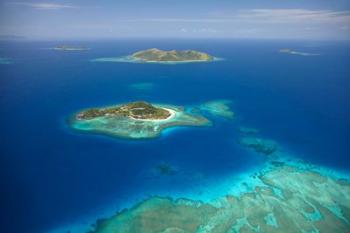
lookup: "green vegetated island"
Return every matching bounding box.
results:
[70,100,233,139]
[91,48,219,64]
[76,101,172,120]
[132,48,214,62]
[70,101,210,139]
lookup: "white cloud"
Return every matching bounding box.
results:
[234,9,350,23]
[118,9,350,25]
[120,18,221,23]
[10,2,76,10]
[179,28,218,34]
[196,28,218,33]
[109,9,350,40]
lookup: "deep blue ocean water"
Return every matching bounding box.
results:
[0,39,349,233]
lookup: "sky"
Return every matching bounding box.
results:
[0,0,350,40]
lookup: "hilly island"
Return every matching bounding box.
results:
[70,101,211,139]
[77,101,172,120]
[91,48,217,64]
[131,48,214,62]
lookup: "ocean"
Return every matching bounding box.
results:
[0,39,349,233]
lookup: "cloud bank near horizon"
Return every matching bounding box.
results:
[1,2,349,40]
[9,2,76,10]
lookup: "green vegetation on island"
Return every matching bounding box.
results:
[70,101,210,139]
[70,100,236,139]
[131,48,214,62]
[77,101,171,120]
[91,48,220,64]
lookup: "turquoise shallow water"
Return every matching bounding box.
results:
[0,40,349,233]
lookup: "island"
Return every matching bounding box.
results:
[91,48,219,64]
[54,45,90,51]
[279,48,320,56]
[70,101,210,139]
[131,48,213,62]
[77,101,172,120]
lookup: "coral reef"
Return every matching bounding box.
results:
[239,137,278,155]
[200,100,234,119]
[88,165,350,233]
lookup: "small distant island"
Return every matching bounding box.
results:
[279,48,320,56]
[70,101,210,139]
[54,45,90,51]
[91,48,219,64]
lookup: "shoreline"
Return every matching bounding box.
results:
[69,103,209,139]
[91,56,223,64]
[128,107,177,122]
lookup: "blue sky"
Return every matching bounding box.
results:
[0,0,350,40]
